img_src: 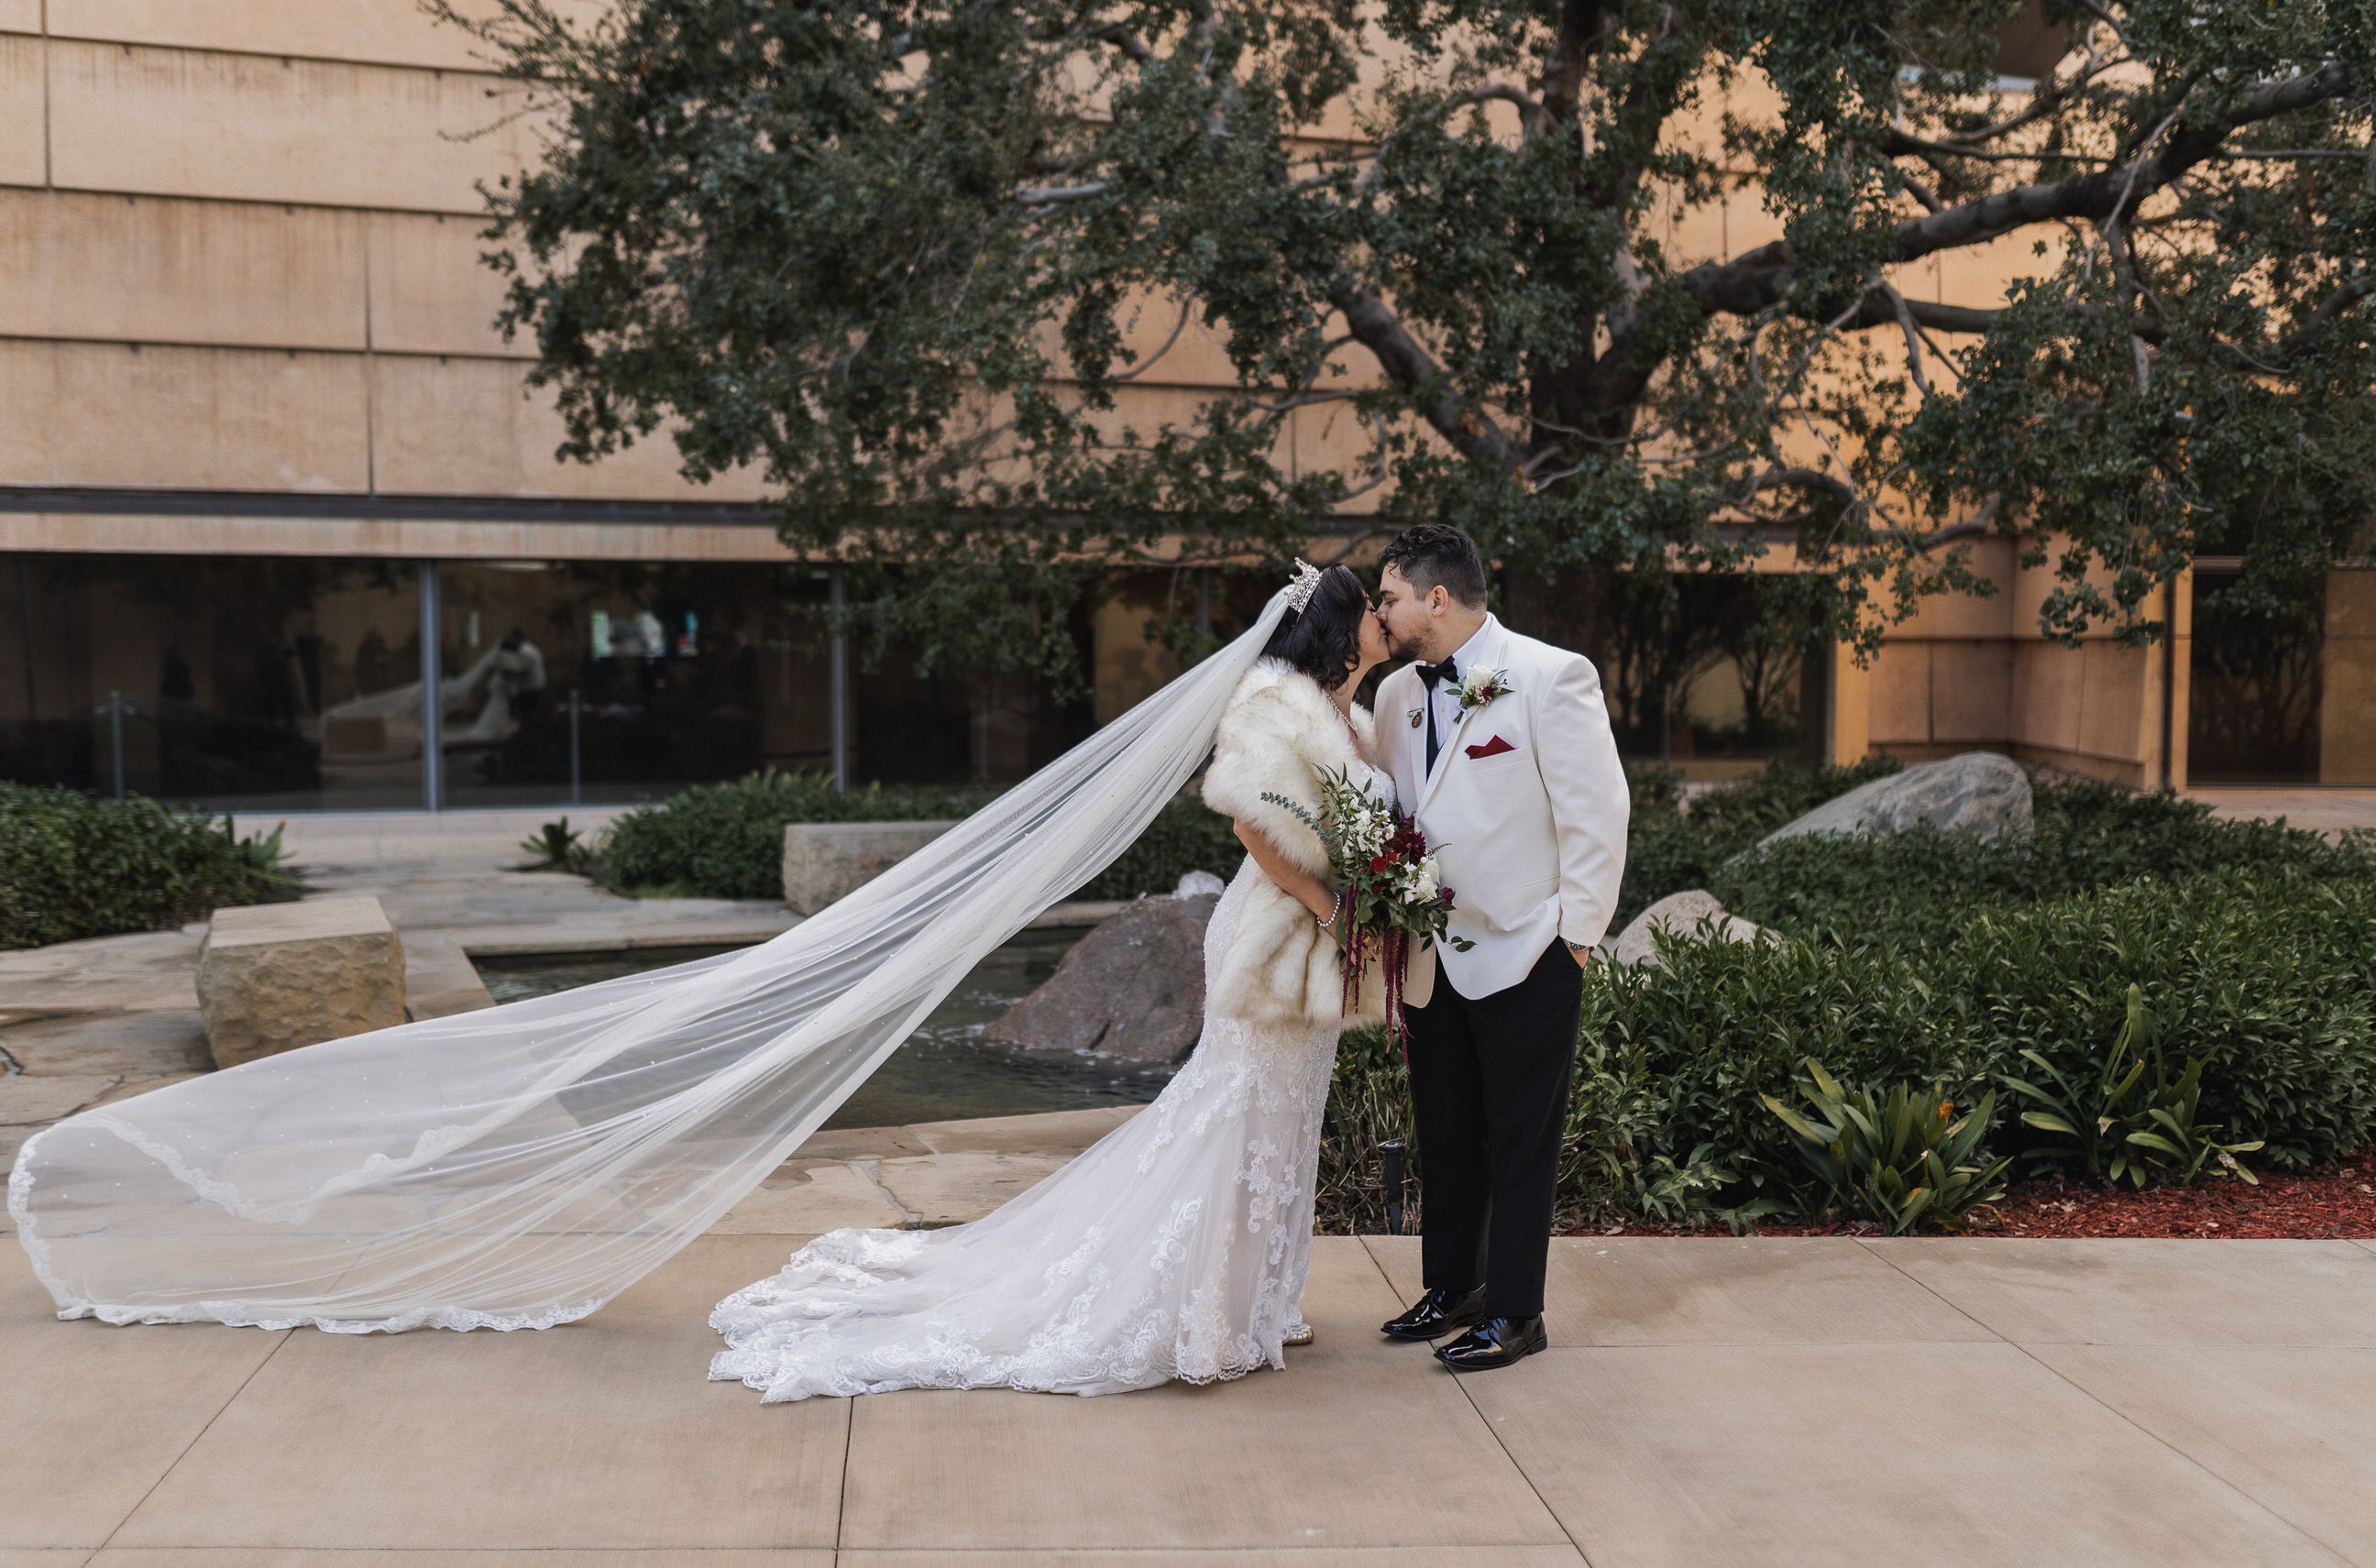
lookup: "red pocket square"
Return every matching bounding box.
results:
[1465,734,1517,759]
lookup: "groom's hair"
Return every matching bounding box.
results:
[1378,523,1487,609]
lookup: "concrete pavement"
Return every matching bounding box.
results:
[5,1222,2372,1564]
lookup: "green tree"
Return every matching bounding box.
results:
[438,0,2376,681]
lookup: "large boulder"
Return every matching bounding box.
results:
[981,890,1218,1065]
[782,820,958,915]
[196,896,407,1069]
[1757,751,2033,850]
[1608,890,1772,968]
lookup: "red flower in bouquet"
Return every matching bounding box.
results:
[1262,767,1471,1042]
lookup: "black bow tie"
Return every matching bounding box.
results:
[1416,657,1460,692]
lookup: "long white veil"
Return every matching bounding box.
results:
[9,588,1292,1332]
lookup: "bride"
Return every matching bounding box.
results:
[711,562,1391,1398]
[7,561,1397,1403]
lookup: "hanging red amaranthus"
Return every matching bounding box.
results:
[1263,768,1469,1048]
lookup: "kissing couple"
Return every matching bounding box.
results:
[15,523,1630,1403]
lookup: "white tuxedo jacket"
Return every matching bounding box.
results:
[1376,616,1629,1000]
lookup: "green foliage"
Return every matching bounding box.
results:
[1079,795,1245,899]
[444,0,2376,683]
[1315,1025,1419,1234]
[2001,983,2264,1188]
[1762,1062,2010,1234]
[1317,781,2376,1230]
[1616,754,1900,924]
[599,770,1002,899]
[1951,870,2376,1173]
[519,817,588,872]
[1703,773,2376,948]
[0,784,293,950]
[595,769,1241,901]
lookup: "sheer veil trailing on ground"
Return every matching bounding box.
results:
[9,590,1296,1333]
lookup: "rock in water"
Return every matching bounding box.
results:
[1608,890,1772,968]
[982,893,1218,1065]
[1757,751,2033,850]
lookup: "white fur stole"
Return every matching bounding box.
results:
[1198,658,1388,1029]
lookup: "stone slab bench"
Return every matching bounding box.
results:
[780,820,957,915]
[195,895,406,1069]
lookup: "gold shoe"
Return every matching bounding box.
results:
[1283,1321,1314,1347]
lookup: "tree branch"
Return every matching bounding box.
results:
[1537,0,1612,127]
[1682,62,2354,320]
[1886,61,2349,266]
[1090,22,1154,65]
[1328,280,1525,469]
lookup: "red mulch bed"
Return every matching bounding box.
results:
[1562,1152,2376,1239]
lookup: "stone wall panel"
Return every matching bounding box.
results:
[1929,640,2014,743]
[368,353,771,501]
[1865,641,1932,745]
[0,338,368,490]
[47,39,531,214]
[0,33,44,186]
[0,189,366,348]
[364,210,519,356]
[2010,641,2084,755]
[40,0,579,71]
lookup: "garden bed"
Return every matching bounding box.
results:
[1564,1153,2376,1238]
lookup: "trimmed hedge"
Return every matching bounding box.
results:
[595,768,1245,902]
[598,770,1003,899]
[1315,762,2376,1231]
[0,784,292,950]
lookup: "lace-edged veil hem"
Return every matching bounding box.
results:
[11,588,1297,1333]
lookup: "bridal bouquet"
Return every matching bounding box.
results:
[1262,768,1469,1039]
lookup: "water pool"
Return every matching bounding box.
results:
[473,929,1176,1130]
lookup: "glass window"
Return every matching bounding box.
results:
[2190,565,2376,785]
[433,560,1096,806]
[0,552,422,810]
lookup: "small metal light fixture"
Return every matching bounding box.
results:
[1379,1139,1407,1236]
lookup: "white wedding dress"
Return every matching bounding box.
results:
[708,756,1393,1401]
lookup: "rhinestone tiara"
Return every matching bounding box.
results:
[1284,558,1324,613]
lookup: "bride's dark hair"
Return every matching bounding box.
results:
[1261,564,1369,691]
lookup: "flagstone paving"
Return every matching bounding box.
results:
[6,1205,2375,1565]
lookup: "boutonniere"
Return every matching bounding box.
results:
[1455,665,1512,712]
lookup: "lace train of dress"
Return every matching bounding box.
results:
[709,860,1342,1400]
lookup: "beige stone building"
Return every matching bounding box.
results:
[0,5,2366,812]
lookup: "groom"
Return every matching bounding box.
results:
[1371,524,1628,1371]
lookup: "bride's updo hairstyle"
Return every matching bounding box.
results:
[1261,563,1368,691]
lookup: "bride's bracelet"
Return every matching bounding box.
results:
[1315,888,1343,929]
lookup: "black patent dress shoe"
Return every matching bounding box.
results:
[1433,1314,1547,1370]
[1380,1284,1488,1341]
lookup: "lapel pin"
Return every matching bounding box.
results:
[1407,707,1424,729]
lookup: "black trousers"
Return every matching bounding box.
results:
[1402,938,1583,1319]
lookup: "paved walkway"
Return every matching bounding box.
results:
[2186,786,2376,838]
[4,1208,2373,1564]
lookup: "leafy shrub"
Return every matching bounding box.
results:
[1317,858,2376,1231]
[1762,1063,2009,1233]
[1314,1025,1416,1234]
[1711,775,2376,948]
[597,768,1244,902]
[598,770,1002,898]
[1079,795,1244,900]
[1951,869,2376,1172]
[0,784,292,949]
[2000,984,2264,1187]
[1615,755,1901,926]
